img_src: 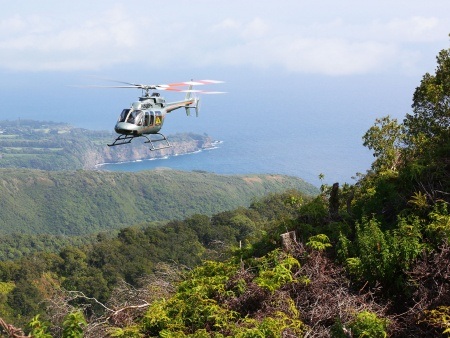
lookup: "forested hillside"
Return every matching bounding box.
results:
[0,120,215,170]
[0,190,310,332]
[0,45,449,337]
[0,168,317,238]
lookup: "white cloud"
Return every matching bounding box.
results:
[0,6,142,71]
[281,39,399,75]
[241,18,269,40]
[360,16,444,44]
[188,16,433,75]
[212,18,240,32]
[0,15,27,33]
[0,1,448,75]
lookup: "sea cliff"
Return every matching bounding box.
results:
[83,133,215,169]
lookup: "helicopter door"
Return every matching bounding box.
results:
[147,111,155,126]
[144,111,150,126]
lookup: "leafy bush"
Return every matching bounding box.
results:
[254,250,301,292]
[298,196,328,226]
[27,315,52,338]
[420,306,450,336]
[426,202,450,244]
[62,311,87,338]
[341,215,423,290]
[333,311,389,338]
[142,251,306,337]
[306,234,332,252]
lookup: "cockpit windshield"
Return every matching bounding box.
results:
[118,109,130,122]
[118,109,144,125]
[126,110,143,125]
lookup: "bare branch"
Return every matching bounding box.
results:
[0,317,28,338]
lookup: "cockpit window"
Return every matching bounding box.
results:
[127,110,143,125]
[119,109,130,122]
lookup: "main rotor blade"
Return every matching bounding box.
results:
[87,77,223,88]
[163,80,224,87]
[73,85,225,93]
[85,76,143,87]
[78,77,224,92]
[79,85,143,89]
[163,89,226,94]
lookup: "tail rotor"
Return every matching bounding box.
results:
[195,96,200,117]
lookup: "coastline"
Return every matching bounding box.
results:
[95,140,223,169]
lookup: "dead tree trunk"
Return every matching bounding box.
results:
[329,182,341,221]
[281,231,297,253]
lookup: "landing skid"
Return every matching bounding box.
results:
[108,133,171,151]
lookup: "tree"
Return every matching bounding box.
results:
[358,44,450,218]
[405,47,450,155]
[403,45,450,201]
[58,247,88,277]
[7,280,41,319]
[362,115,405,173]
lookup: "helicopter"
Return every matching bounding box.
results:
[96,79,224,150]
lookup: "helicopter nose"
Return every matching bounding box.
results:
[115,122,139,134]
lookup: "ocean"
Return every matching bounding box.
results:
[98,99,376,188]
[99,136,371,188]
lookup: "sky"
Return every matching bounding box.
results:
[0,1,449,182]
[0,1,448,75]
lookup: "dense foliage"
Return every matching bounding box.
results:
[0,233,92,261]
[0,190,308,332]
[0,168,317,239]
[0,44,449,337]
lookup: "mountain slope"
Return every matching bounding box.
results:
[0,168,318,235]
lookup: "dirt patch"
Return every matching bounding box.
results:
[263,175,284,182]
[242,176,263,184]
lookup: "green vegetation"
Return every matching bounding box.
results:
[0,120,107,170]
[332,311,389,338]
[0,168,316,238]
[140,251,306,337]
[0,189,310,333]
[0,233,90,261]
[0,41,449,337]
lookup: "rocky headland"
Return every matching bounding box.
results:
[83,133,216,169]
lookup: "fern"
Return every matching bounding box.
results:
[426,202,450,243]
[306,234,332,251]
[421,306,450,336]
[254,250,300,292]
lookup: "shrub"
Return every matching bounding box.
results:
[333,310,388,338]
